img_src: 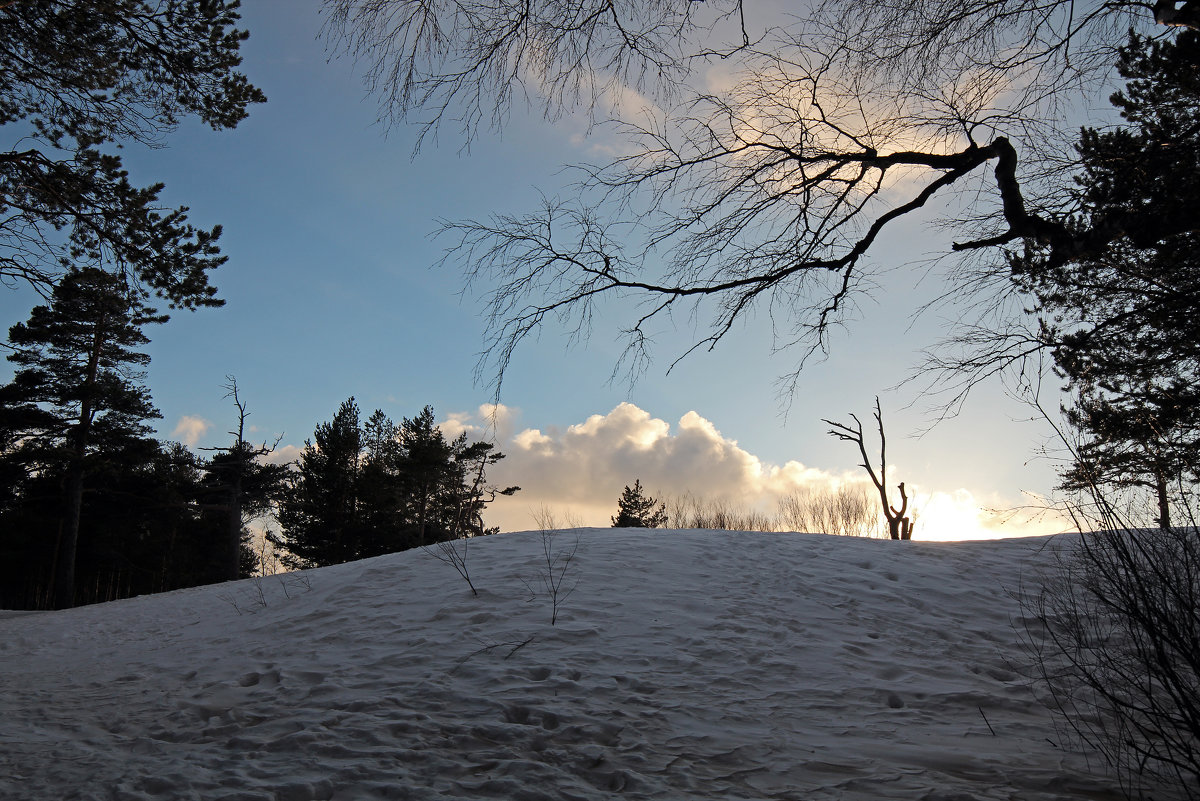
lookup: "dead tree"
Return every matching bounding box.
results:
[823,398,914,540]
[202,377,287,581]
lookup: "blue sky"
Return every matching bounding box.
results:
[0,0,1074,539]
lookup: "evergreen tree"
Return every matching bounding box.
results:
[0,268,166,607]
[68,438,212,603]
[0,437,270,608]
[612,479,668,528]
[1,1,264,306]
[273,401,518,567]
[137,442,226,590]
[274,398,364,569]
[398,406,455,547]
[1015,30,1200,523]
[446,437,520,537]
[356,408,404,557]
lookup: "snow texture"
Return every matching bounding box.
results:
[0,529,1121,800]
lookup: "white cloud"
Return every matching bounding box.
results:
[262,444,303,467]
[437,403,519,444]
[438,411,475,441]
[461,402,863,532]
[172,416,212,447]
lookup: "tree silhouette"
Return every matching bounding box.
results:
[274,400,517,567]
[0,268,166,607]
[1,1,264,305]
[275,398,365,569]
[325,0,1200,398]
[612,479,668,528]
[200,377,289,581]
[824,399,914,540]
[1015,31,1200,526]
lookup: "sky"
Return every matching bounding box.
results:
[0,0,1079,540]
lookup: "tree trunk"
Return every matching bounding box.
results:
[227,476,243,580]
[886,516,900,540]
[417,483,428,547]
[1155,466,1171,530]
[54,461,85,609]
[53,319,105,609]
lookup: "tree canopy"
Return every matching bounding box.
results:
[0,267,166,607]
[612,479,668,528]
[1017,30,1200,524]
[1,0,265,305]
[273,400,516,569]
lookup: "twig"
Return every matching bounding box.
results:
[978,706,997,736]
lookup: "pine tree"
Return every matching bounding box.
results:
[356,409,404,557]
[1,1,264,306]
[398,406,455,547]
[447,437,520,537]
[273,401,518,567]
[0,268,166,607]
[612,479,668,528]
[274,398,364,569]
[1015,30,1200,523]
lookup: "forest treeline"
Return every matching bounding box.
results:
[0,345,515,610]
[0,2,520,610]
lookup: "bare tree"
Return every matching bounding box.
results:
[824,398,914,540]
[523,528,580,625]
[325,0,1200,398]
[1003,387,1200,798]
[1021,489,1200,799]
[322,0,752,147]
[663,492,773,532]
[530,505,584,532]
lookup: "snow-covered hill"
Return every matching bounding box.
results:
[0,530,1120,800]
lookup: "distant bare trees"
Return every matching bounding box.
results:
[656,485,882,537]
[664,492,773,533]
[824,398,914,540]
[777,485,880,539]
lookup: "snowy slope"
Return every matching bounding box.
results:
[0,530,1120,801]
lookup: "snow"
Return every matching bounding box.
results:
[0,529,1120,800]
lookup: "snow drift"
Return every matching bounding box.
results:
[0,529,1120,800]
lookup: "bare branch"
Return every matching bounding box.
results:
[323,0,754,147]
[342,0,1194,401]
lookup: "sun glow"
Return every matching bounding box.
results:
[916,490,993,541]
[914,488,1065,541]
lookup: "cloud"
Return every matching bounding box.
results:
[438,403,519,445]
[261,444,303,467]
[172,416,212,447]
[451,402,863,532]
